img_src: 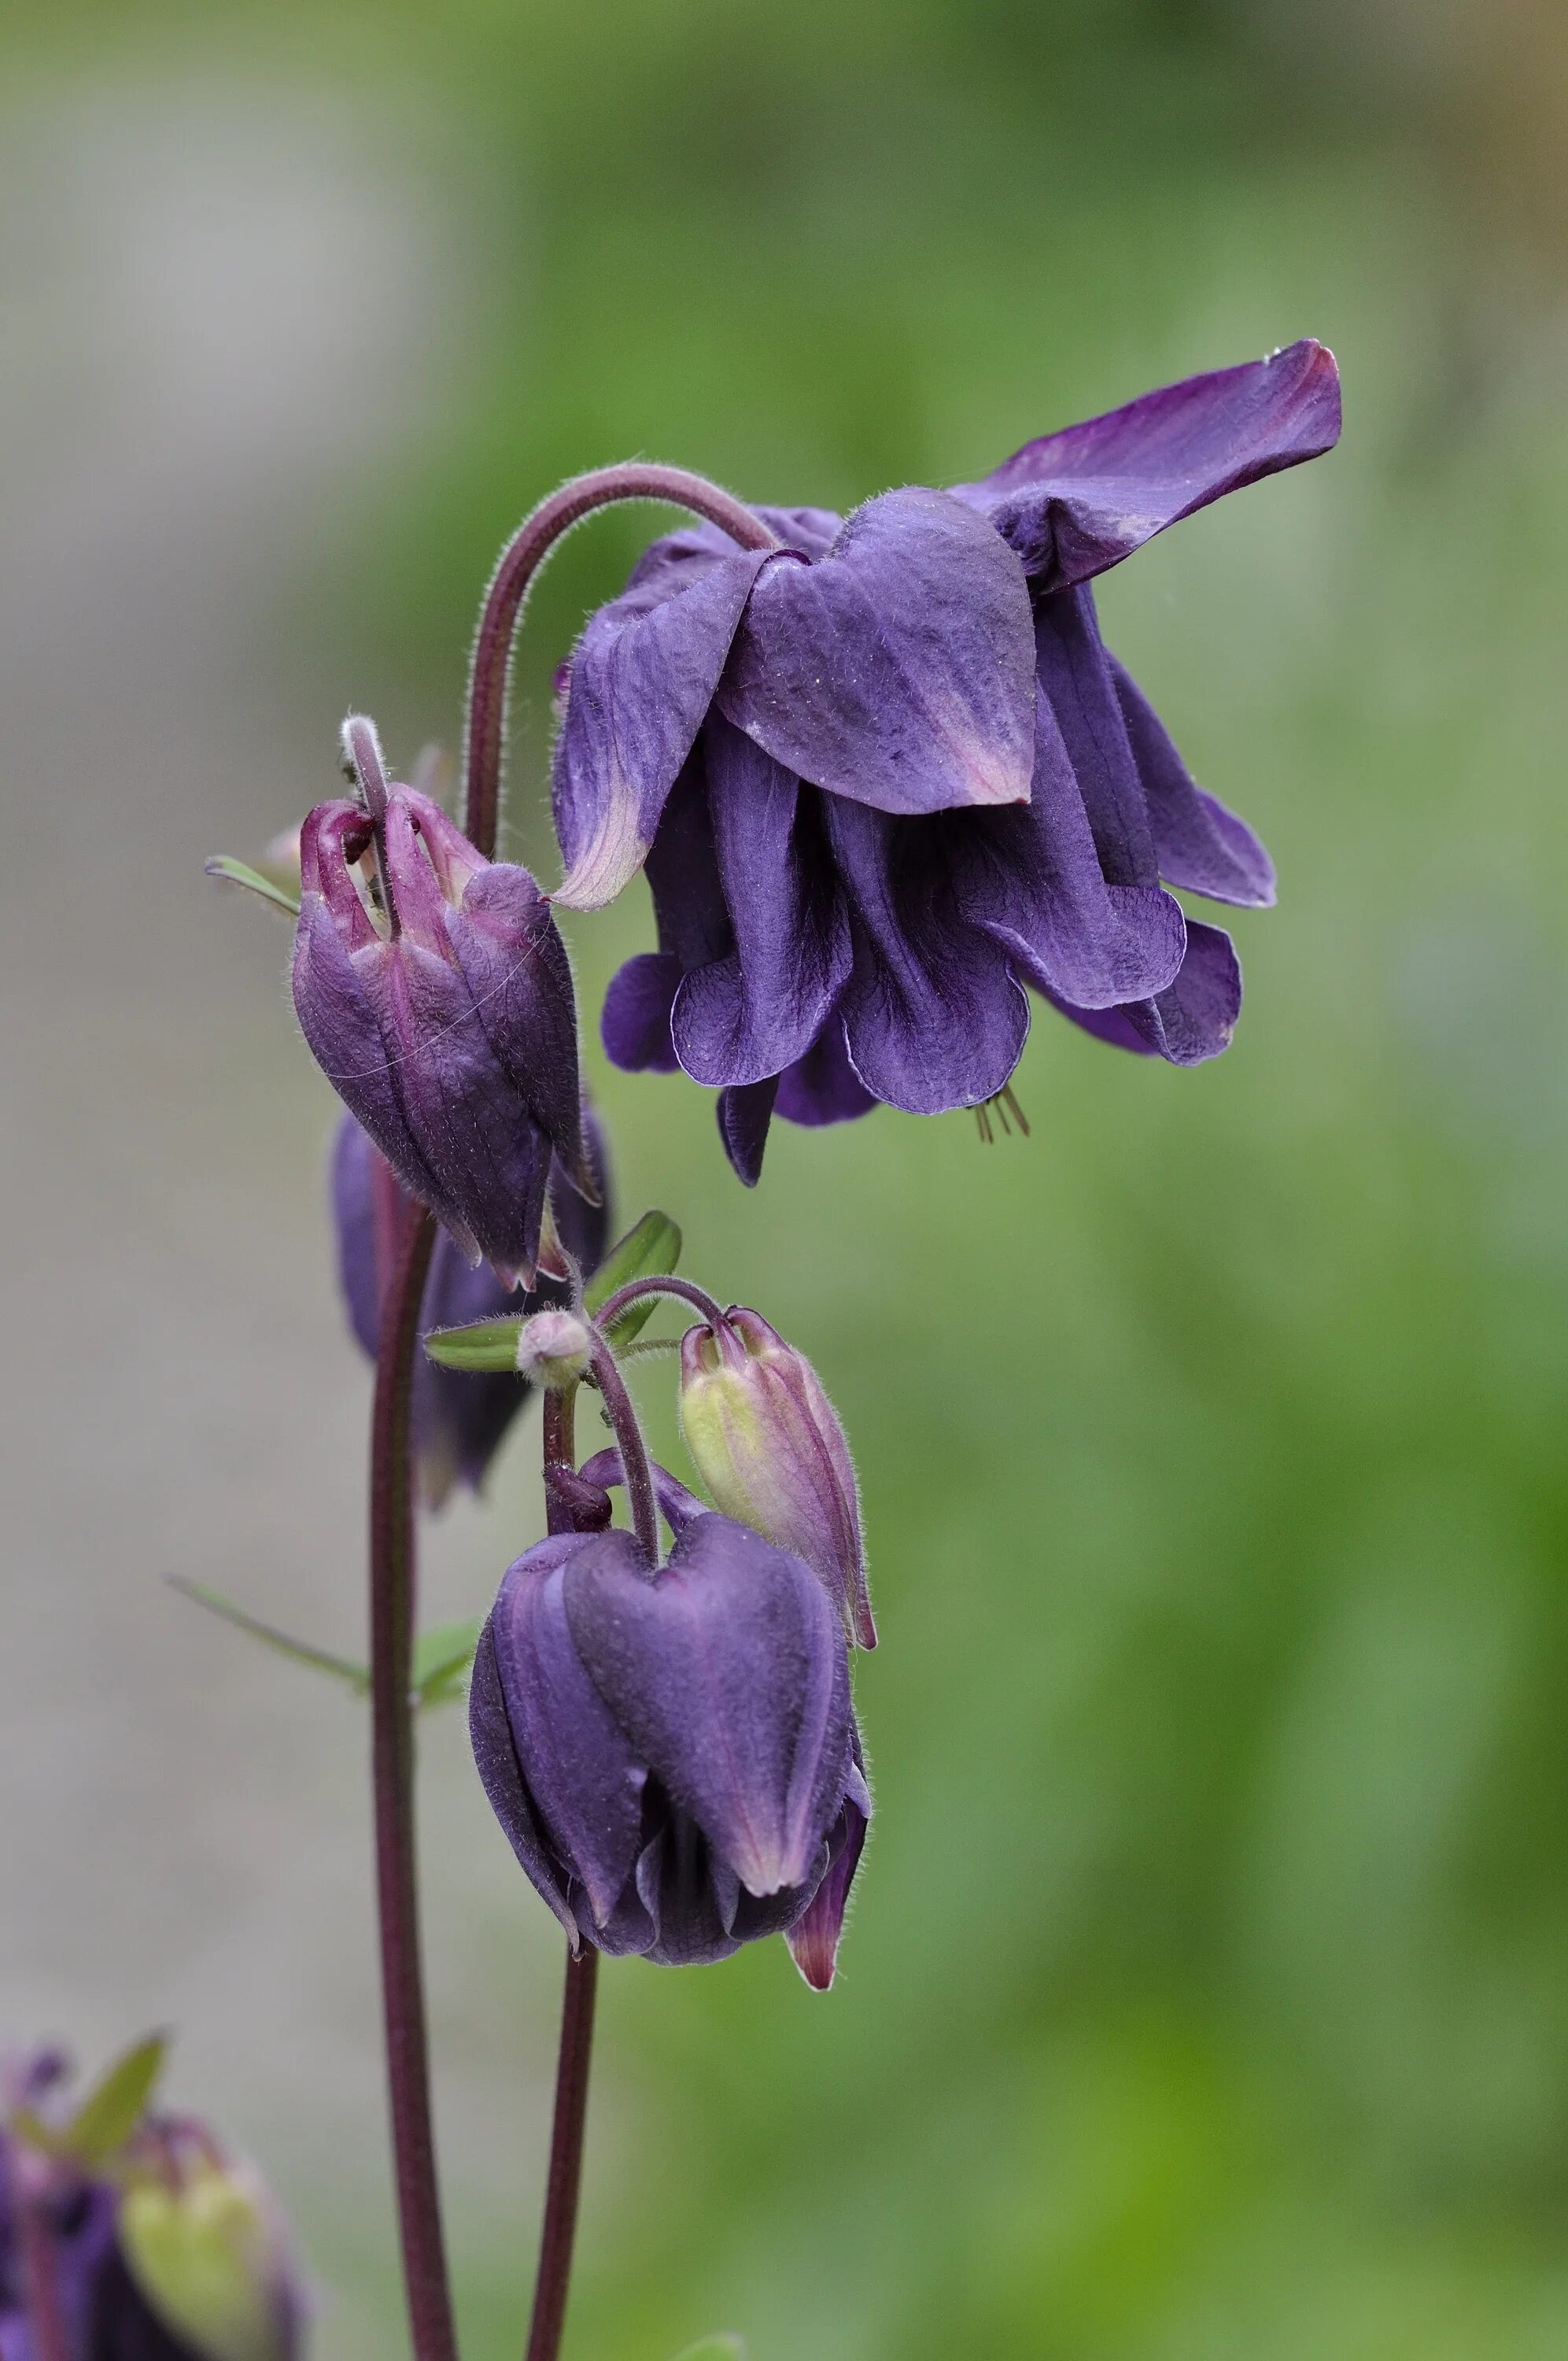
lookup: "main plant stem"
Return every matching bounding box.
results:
[370,1205,456,2361]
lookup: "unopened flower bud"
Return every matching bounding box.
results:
[515,1310,592,1389]
[293,727,591,1289]
[679,1308,874,1648]
[118,2130,303,2361]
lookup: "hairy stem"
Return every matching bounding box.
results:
[462,464,779,861]
[542,1385,579,1536]
[18,2198,70,2361]
[594,1273,730,1336]
[586,1334,660,1562]
[370,1204,458,2361]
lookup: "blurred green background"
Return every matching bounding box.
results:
[2,2,1566,2355]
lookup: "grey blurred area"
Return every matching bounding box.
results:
[0,84,541,2353]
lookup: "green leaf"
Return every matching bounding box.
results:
[585,1210,683,1344]
[203,855,301,918]
[168,1578,369,1694]
[412,1618,482,1709]
[668,2340,745,2361]
[423,1315,525,1373]
[65,2034,169,2165]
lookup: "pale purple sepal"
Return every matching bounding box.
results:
[954,340,1341,589]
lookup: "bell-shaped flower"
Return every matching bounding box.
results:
[469,1478,869,1982]
[293,778,588,1284]
[555,342,1340,1179]
[331,1106,611,1509]
[678,1306,873,1649]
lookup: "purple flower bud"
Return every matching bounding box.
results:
[679,1308,874,1649]
[470,1502,869,1979]
[332,1107,611,1509]
[293,776,588,1288]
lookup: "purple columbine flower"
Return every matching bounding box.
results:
[470,1474,870,1986]
[293,774,589,1283]
[331,1106,611,1509]
[552,342,1341,1179]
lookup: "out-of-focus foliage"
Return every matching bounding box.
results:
[9,0,1568,2355]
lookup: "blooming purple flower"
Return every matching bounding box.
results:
[331,1107,611,1509]
[552,342,1341,1179]
[470,1477,869,1984]
[293,780,588,1282]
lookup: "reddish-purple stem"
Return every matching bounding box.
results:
[594,1273,730,1336]
[370,1203,457,2361]
[462,464,778,861]
[18,2197,70,2361]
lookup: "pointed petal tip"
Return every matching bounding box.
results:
[786,1925,839,1991]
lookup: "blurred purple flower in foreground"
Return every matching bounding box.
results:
[0,2052,302,2361]
[332,1107,611,1509]
[293,780,589,1282]
[470,1473,869,1986]
[553,341,1341,1178]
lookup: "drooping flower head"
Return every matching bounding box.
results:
[331,1105,611,1509]
[293,738,589,1282]
[551,342,1341,1179]
[470,1466,869,1986]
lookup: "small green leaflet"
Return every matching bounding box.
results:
[424,1315,525,1373]
[168,1578,367,1694]
[168,1582,479,1710]
[411,1619,482,1707]
[424,1210,682,1370]
[204,855,301,918]
[12,2034,170,2167]
[585,1210,682,1344]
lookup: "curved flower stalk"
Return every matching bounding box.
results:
[553,342,1341,1177]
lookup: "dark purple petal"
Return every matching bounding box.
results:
[643,753,733,970]
[468,1621,581,1946]
[787,1742,871,1991]
[633,1812,741,1968]
[1109,656,1275,907]
[955,340,1341,589]
[293,890,467,1254]
[718,490,1036,816]
[774,1023,878,1128]
[602,954,683,1073]
[1031,586,1157,889]
[552,545,774,908]
[826,797,1031,1114]
[446,862,589,1192]
[485,1534,652,1938]
[717,1077,780,1186]
[565,1513,850,1897]
[954,676,1186,1010]
[673,719,852,1087]
[1046,917,1242,1064]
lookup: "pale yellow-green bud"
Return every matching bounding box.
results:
[120,2152,301,2361]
